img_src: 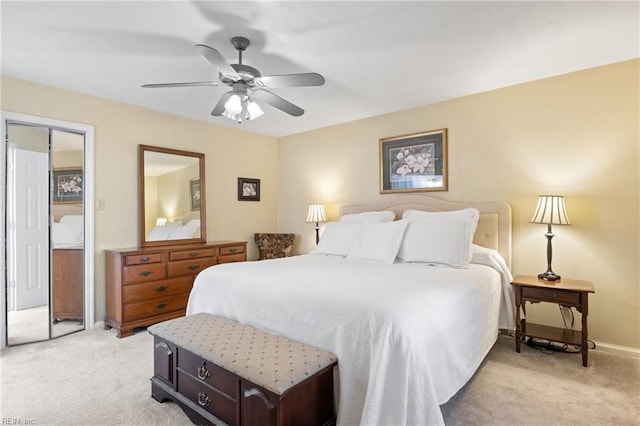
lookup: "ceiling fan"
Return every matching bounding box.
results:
[141,36,325,123]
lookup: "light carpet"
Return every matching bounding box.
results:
[1,325,638,425]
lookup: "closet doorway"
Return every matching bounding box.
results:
[1,112,95,347]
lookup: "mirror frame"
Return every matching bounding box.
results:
[139,144,206,247]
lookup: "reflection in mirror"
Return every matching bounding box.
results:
[5,123,85,345]
[139,145,206,247]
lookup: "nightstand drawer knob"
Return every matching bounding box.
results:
[197,391,211,406]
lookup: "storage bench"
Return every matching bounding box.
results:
[148,313,338,426]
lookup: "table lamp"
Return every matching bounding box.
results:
[529,195,571,281]
[306,204,327,244]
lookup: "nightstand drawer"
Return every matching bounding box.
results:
[522,287,580,305]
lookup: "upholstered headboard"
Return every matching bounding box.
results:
[339,195,512,269]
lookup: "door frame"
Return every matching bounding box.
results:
[1,111,95,349]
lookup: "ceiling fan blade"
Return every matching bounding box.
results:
[211,92,233,116]
[252,89,304,117]
[141,81,220,88]
[254,73,325,88]
[196,44,240,81]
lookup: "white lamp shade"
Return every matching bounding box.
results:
[306,204,327,223]
[530,195,571,225]
[224,94,242,114]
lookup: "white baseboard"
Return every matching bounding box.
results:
[595,341,640,358]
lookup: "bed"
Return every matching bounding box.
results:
[51,204,84,322]
[187,195,513,425]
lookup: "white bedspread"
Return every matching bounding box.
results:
[187,253,513,426]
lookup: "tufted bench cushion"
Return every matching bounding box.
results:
[148,312,337,395]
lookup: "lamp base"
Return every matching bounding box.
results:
[538,271,561,281]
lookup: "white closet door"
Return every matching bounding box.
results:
[11,148,49,310]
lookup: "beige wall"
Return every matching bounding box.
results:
[1,76,279,322]
[278,59,640,349]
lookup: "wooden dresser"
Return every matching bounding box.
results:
[105,241,247,337]
[52,248,84,323]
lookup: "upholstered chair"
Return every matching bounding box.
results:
[254,233,296,260]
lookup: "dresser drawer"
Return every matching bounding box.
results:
[124,252,163,266]
[219,245,245,256]
[123,293,189,322]
[218,253,246,264]
[177,370,237,426]
[169,248,216,261]
[122,276,193,303]
[522,287,580,306]
[167,258,217,278]
[123,263,167,284]
[178,348,237,399]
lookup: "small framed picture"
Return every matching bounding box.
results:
[52,168,83,203]
[190,178,201,211]
[379,128,448,193]
[238,177,260,201]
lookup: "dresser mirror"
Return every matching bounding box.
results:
[139,145,206,247]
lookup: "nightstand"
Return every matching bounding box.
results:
[511,275,595,367]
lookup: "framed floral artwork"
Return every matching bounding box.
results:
[379,128,448,193]
[237,177,260,201]
[52,168,83,203]
[190,178,201,210]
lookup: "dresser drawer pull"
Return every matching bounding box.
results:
[188,264,200,271]
[140,257,150,262]
[197,391,211,407]
[155,302,167,309]
[155,285,167,292]
[542,290,558,300]
[228,248,238,253]
[140,270,153,277]
[189,252,198,258]
[244,388,275,410]
[197,364,211,380]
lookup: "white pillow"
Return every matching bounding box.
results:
[346,220,408,264]
[312,222,362,257]
[340,211,395,223]
[168,223,200,239]
[397,208,479,268]
[147,221,180,241]
[52,222,83,244]
[59,215,83,224]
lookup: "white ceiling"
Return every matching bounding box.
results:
[2,1,638,138]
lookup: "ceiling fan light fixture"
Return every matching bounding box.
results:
[224,93,243,115]
[246,101,264,120]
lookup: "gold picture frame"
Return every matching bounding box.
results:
[379,128,448,193]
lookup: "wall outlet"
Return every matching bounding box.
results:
[96,199,105,210]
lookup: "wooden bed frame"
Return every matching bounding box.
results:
[339,195,512,270]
